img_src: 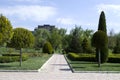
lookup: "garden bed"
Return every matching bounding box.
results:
[66,53,120,72]
[0,54,52,70]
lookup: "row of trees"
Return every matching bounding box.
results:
[33,26,94,53]
[33,11,120,57]
[108,30,120,53]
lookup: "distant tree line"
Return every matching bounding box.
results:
[33,25,94,53]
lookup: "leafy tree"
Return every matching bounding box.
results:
[43,41,53,54]
[0,14,13,46]
[82,38,94,53]
[34,29,50,49]
[69,26,83,53]
[58,28,67,50]
[49,28,62,51]
[7,28,35,66]
[82,38,89,53]
[113,37,120,53]
[108,29,116,50]
[70,26,84,39]
[95,11,108,65]
[92,30,108,67]
[58,28,66,37]
[62,34,72,53]
[84,29,94,39]
[34,27,66,52]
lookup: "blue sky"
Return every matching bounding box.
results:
[0,0,120,34]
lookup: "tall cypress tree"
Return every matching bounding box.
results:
[98,11,107,34]
[96,11,108,63]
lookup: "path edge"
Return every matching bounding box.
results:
[38,54,54,72]
[64,54,74,73]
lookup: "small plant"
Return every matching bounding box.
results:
[43,41,53,54]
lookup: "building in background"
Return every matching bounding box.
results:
[34,24,55,31]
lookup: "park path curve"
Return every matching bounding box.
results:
[0,54,120,80]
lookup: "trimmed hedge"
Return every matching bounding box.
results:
[0,54,29,63]
[108,54,120,63]
[67,53,95,62]
[67,53,120,63]
[2,54,20,56]
[26,53,43,57]
[67,53,80,61]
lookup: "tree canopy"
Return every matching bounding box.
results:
[34,29,50,49]
[92,30,108,48]
[0,14,13,46]
[7,28,34,49]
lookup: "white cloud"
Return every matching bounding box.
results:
[56,17,77,25]
[97,4,120,16]
[10,0,41,3]
[0,5,57,22]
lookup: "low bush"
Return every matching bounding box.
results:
[108,54,120,63]
[2,54,20,56]
[43,41,53,54]
[67,53,80,61]
[0,54,29,63]
[78,54,95,61]
[26,53,43,57]
[67,53,95,61]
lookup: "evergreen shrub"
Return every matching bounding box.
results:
[43,41,53,54]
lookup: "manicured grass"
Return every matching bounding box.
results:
[69,60,120,71]
[0,54,52,70]
[66,53,120,71]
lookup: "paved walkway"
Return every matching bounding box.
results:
[38,54,71,73]
[0,54,120,80]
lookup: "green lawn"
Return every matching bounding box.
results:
[0,54,52,70]
[68,59,120,71]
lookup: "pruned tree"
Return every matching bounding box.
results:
[43,41,53,54]
[7,28,34,66]
[92,30,108,67]
[98,11,107,33]
[95,11,109,65]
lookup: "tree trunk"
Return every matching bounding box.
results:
[98,49,101,67]
[20,48,22,67]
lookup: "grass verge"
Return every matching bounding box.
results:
[66,55,120,72]
[0,54,52,70]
